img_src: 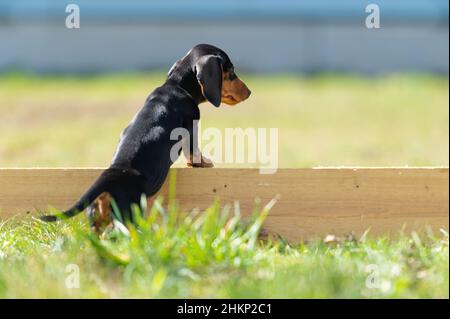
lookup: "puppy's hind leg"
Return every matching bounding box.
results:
[87,168,148,230]
[86,192,113,236]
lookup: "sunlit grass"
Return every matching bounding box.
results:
[0,199,448,298]
[0,73,448,167]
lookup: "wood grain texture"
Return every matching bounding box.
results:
[0,168,448,241]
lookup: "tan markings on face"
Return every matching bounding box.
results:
[221,71,251,106]
[92,192,113,235]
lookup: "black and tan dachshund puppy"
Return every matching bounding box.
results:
[40,44,251,233]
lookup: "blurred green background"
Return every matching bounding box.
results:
[0,73,448,168]
[1,1,448,168]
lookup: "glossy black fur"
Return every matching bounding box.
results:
[40,44,239,223]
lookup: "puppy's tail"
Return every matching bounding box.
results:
[39,169,119,222]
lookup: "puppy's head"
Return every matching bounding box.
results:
[170,44,251,107]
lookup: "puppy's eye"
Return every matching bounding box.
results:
[228,70,236,80]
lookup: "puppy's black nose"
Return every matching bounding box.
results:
[247,89,252,98]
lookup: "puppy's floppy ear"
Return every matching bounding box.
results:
[195,55,222,107]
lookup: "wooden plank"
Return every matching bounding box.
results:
[0,168,448,241]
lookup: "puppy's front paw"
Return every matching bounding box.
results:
[199,155,214,168]
[187,154,214,168]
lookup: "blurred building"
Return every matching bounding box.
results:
[0,0,448,74]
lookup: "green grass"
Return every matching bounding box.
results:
[0,195,448,298]
[0,72,448,167]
